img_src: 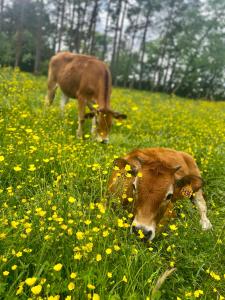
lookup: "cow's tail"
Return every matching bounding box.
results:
[104,68,111,109]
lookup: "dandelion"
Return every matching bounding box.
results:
[31,284,42,295]
[93,294,100,300]
[53,263,63,271]
[107,272,112,278]
[0,155,5,162]
[122,275,128,283]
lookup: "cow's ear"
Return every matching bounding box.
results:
[113,158,138,176]
[147,161,181,175]
[84,112,95,119]
[176,175,203,192]
[111,110,127,120]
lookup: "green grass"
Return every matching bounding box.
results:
[0,68,225,300]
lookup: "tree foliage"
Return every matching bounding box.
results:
[0,0,225,99]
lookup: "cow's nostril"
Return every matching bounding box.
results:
[132,225,139,234]
[101,139,109,144]
[132,226,152,240]
[143,229,152,240]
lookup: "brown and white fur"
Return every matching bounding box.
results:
[46,51,126,143]
[108,147,212,240]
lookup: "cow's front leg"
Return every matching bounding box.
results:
[77,99,86,138]
[91,115,97,137]
[193,189,212,230]
[46,75,57,105]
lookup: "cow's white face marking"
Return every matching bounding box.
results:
[132,184,175,240]
[165,184,174,201]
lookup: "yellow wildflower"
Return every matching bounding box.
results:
[25,277,37,286]
[3,271,9,276]
[96,254,102,261]
[31,284,42,295]
[105,248,112,255]
[68,282,75,291]
[53,263,63,271]
[194,290,204,298]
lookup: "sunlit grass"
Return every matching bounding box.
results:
[0,68,225,299]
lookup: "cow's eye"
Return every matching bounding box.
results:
[166,193,173,200]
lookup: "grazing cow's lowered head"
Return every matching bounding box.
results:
[108,148,212,241]
[85,109,127,143]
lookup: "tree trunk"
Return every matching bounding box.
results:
[79,0,88,52]
[90,0,99,55]
[114,0,128,80]
[34,0,44,74]
[57,0,66,52]
[68,0,76,51]
[101,0,111,60]
[111,0,123,83]
[139,10,150,89]
[14,0,25,68]
[0,0,4,32]
[52,0,61,53]
[125,13,140,86]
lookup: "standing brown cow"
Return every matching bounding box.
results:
[109,147,212,241]
[46,52,126,143]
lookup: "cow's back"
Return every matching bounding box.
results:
[49,52,109,101]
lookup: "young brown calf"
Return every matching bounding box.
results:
[108,147,212,240]
[46,51,126,143]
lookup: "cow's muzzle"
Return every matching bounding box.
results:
[131,225,153,241]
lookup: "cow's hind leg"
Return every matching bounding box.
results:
[76,98,86,138]
[60,93,69,112]
[193,189,212,230]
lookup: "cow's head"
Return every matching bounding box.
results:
[85,109,127,143]
[113,156,202,241]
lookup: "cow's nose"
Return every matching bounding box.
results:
[101,139,109,144]
[132,226,152,240]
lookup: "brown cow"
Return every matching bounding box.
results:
[46,52,126,143]
[108,147,212,240]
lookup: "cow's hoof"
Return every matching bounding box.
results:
[200,218,212,230]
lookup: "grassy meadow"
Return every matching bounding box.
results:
[0,68,225,300]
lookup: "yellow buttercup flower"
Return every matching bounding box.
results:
[96,254,102,261]
[31,284,42,295]
[25,277,37,286]
[53,263,63,271]
[68,282,75,291]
